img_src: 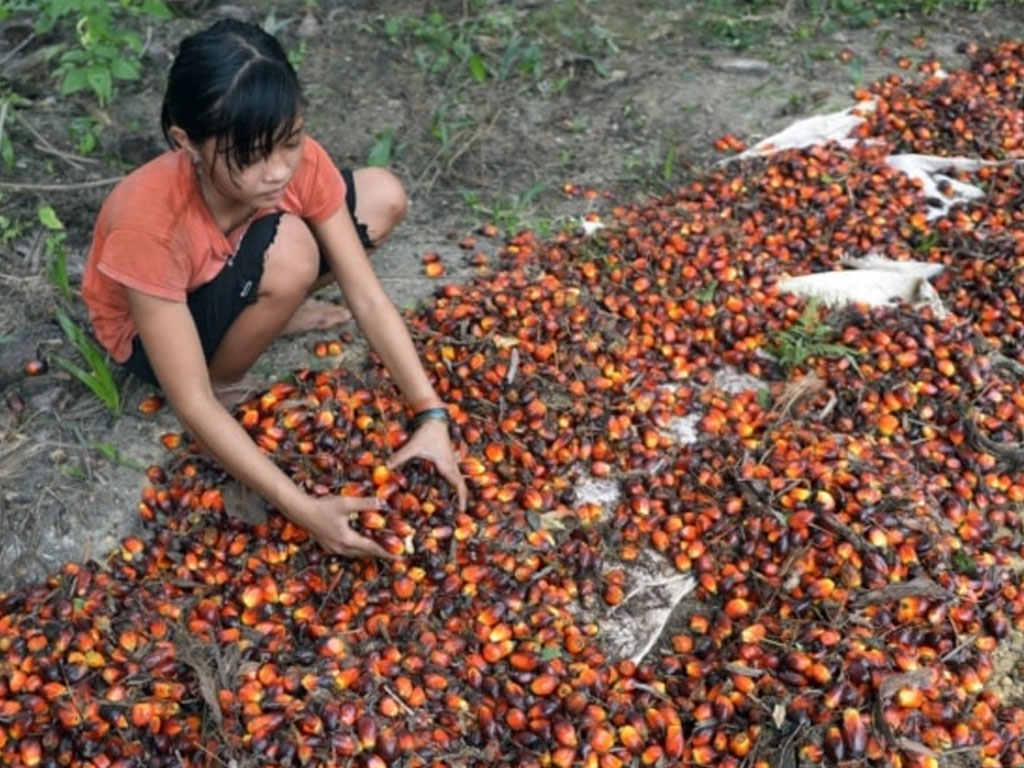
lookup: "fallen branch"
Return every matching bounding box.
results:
[0,176,124,191]
[851,576,951,608]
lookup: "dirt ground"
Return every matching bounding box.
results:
[2,0,1024,593]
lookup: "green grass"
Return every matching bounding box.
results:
[53,308,122,416]
[459,182,551,237]
[765,298,860,374]
[377,1,618,90]
[686,0,1024,49]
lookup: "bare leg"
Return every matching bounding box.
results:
[285,166,408,334]
[208,213,320,390]
[208,170,409,405]
[348,166,409,246]
[281,298,352,335]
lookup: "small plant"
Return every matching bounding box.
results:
[90,439,144,470]
[38,203,121,414]
[0,0,170,108]
[53,307,122,416]
[765,298,859,373]
[383,10,491,83]
[0,95,16,170]
[367,128,395,167]
[459,182,549,236]
[39,204,72,302]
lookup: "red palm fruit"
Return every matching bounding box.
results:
[378,697,400,718]
[19,738,41,767]
[393,576,415,599]
[664,724,684,758]
[357,715,378,750]
[553,720,579,747]
[530,674,558,696]
[506,708,527,731]
[729,731,752,758]
[138,395,164,414]
[841,708,866,756]
[641,745,663,765]
[619,724,644,753]
[823,725,845,763]
[510,651,540,672]
[564,691,588,714]
[551,746,576,768]
[589,725,615,753]
[246,712,284,737]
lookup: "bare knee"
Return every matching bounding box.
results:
[261,213,319,297]
[351,167,408,244]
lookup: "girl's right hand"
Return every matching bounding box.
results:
[291,495,394,559]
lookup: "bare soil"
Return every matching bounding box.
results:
[1,0,1023,598]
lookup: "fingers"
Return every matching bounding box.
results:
[343,496,387,512]
[384,427,469,511]
[437,460,469,512]
[337,529,394,560]
[385,443,414,471]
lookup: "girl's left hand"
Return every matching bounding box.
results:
[386,418,468,512]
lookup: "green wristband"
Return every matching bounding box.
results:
[411,406,449,429]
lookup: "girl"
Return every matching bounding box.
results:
[82,19,467,558]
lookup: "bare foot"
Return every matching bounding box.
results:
[282,298,353,336]
[213,375,265,409]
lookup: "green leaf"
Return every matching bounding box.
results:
[467,52,488,83]
[139,0,172,21]
[1,136,14,170]
[59,67,89,95]
[367,129,394,167]
[93,43,119,61]
[85,66,113,104]
[540,646,562,661]
[38,204,64,231]
[53,353,94,386]
[109,57,139,81]
[59,48,87,64]
[54,309,121,415]
[695,280,718,303]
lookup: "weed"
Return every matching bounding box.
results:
[36,0,169,106]
[688,0,1024,50]
[459,182,549,236]
[90,440,144,470]
[765,298,859,373]
[36,203,121,414]
[0,203,28,248]
[952,548,978,576]
[38,204,72,302]
[383,10,495,83]
[380,2,618,90]
[696,280,719,303]
[622,138,686,194]
[368,128,396,167]
[287,39,309,72]
[0,95,15,170]
[53,308,121,416]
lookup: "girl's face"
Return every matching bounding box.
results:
[194,121,305,210]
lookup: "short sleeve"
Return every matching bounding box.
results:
[297,137,346,223]
[97,229,191,302]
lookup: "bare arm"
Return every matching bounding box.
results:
[127,289,390,556]
[311,207,468,510]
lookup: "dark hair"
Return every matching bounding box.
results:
[160,19,304,169]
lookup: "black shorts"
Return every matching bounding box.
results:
[122,168,373,386]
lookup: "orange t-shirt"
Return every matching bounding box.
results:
[82,136,345,363]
